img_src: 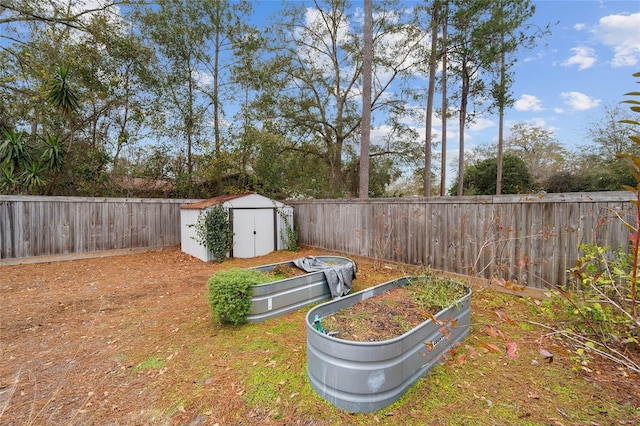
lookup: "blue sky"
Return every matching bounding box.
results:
[247,0,639,187]
[501,0,640,151]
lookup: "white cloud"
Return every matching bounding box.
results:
[193,68,213,87]
[370,125,393,147]
[522,51,545,63]
[528,118,556,133]
[560,91,601,111]
[561,47,597,70]
[469,117,494,132]
[514,94,543,112]
[574,23,586,31]
[592,12,640,67]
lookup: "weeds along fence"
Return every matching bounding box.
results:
[0,195,198,263]
[287,192,636,289]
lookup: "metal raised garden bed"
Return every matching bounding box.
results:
[306,276,472,413]
[246,256,355,323]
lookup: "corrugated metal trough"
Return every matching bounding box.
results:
[306,276,472,413]
[246,256,355,323]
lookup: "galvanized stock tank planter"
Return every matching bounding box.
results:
[306,276,472,413]
[246,256,355,323]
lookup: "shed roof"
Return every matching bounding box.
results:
[181,193,289,210]
[181,193,249,210]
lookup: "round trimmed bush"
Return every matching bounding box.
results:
[207,268,273,324]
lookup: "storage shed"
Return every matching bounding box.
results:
[180,193,294,261]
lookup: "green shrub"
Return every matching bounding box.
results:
[565,244,639,345]
[207,268,273,324]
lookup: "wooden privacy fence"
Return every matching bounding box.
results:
[287,192,636,289]
[0,195,198,262]
[2,192,636,289]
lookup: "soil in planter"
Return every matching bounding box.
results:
[269,264,307,279]
[320,277,467,342]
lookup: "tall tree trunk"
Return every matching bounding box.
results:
[213,14,221,155]
[439,2,448,196]
[457,73,468,196]
[187,69,194,180]
[424,2,439,197]
[496,42,505,195]
[358,0,372,199]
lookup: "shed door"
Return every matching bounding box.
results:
[233,209,275,258]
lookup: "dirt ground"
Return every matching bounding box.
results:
[0,247,392,425]
[1,247,639,425]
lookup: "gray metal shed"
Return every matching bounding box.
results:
[180,193,294,261]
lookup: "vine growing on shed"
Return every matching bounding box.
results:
[192,204,233,262]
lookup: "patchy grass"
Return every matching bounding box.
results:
[1,248,638,425]
[130,355,167,375]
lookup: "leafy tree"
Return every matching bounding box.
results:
[140,0,210,186]
[448,0,497,196]
[587,104,640,158]
[249,129,333,199]
[485,0,545,195]
[138,0,255,196]
[442,0,543,197]
[1,1,155,195]
[199,0,254,156]
[504,123,568,184]
[258,0,424,197]
[449,153,536,195]
[547,104,640,193]
[417,0,443,196]
[574,155,635,191]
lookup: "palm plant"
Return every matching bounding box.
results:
[0,166,19,193]
[0,128,30,171]
[40,132,65,194]
[46,64,80,150]
[41,132,65,171]
[20,161,45,191]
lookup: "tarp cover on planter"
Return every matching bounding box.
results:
[293,256,355,298]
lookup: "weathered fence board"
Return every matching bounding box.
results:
[0,196,198,262]
[2,193,636,290]
[287,192,636,289]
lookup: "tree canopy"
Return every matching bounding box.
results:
[449,153,536,195]
[0,0,623,199]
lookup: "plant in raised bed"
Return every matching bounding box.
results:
[208,265,309,324]
[321,272,467,342]
[305,274,472,413]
